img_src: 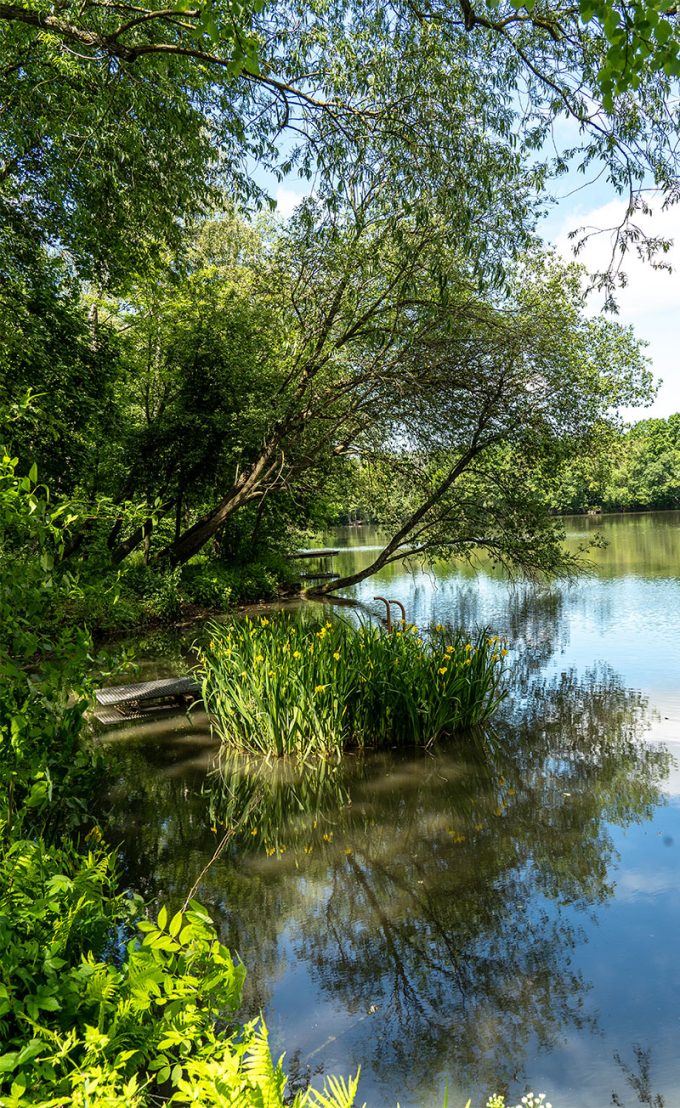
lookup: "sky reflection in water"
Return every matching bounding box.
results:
[103,511,680,1108]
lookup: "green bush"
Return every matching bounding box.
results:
[198,615,508,756]
[180,560,234,609]
[119,563,184,622]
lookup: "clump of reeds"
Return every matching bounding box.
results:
[196,615,508,756]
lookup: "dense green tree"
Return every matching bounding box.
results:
[605,414,680,510]
[0,233,120,494]
[1,0,679,288]
[55,200,647,583]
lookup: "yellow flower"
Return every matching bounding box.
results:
[268,670,276,677]
[465,642,472,652]
[304,845,313,854]
[254,654,264,663]
[322,832,333,843]
[314,684,327,694]
[251,827,258,836]
[333,651,341,661]
[435,623,444,632]
[491,653,499,663]
[438,666,448,675]
[260,617,270,627]
[445,645,454,654]
[317,627,327,638]
[240,671,248,678]
[501,648,508,657]
[325,622,332,629]
[464,658,471,667]
[293,650,302,659]
[266,847,276,857]
[344,847,353,855]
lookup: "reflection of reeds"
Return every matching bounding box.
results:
[197,616,508,756]
[207,751,353,854]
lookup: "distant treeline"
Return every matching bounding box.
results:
[555,413,680,514]
[333,414,680,527]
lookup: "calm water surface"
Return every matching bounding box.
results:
[102,512,680,1108]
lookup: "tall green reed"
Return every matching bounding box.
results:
[197,615,508,756]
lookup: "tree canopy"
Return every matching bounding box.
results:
[0,0,672,597]
[1,0,679,287]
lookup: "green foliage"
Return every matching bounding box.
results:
[551,413,680,514]
[604,414,680,512]
[0,235,119,495]
[0,835,360,1107]
[0,445,101,836]
[576,0,680,102]
[0,439,361,1108]
[180,553,298,609]
[198,616,508,755]
[69,555,297,635]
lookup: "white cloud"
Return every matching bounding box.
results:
[274,186,305,218]
[552,197,680,420]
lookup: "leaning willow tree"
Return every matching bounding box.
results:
[94,197,651,579]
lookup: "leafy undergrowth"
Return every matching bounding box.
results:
[198,615,509,756]
[0,836,360,1108]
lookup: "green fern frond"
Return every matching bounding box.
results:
[306,1069,362,1108]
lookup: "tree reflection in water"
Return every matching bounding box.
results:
[102,663,671,1104]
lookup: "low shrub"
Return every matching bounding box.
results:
[180,560,234,609]
[197,616,508,755]
[80,555,298,634]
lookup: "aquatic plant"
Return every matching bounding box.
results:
[197,615,508,755]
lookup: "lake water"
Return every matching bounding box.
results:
[102,512,680,1108]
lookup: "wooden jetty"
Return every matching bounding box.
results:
[290,548,340,559]
[93,676,199,725]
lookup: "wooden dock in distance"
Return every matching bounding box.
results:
[290,548,340,559]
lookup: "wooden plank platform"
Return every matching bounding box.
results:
[94,676,199,707]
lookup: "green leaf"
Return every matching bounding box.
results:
[168,911,183,937]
